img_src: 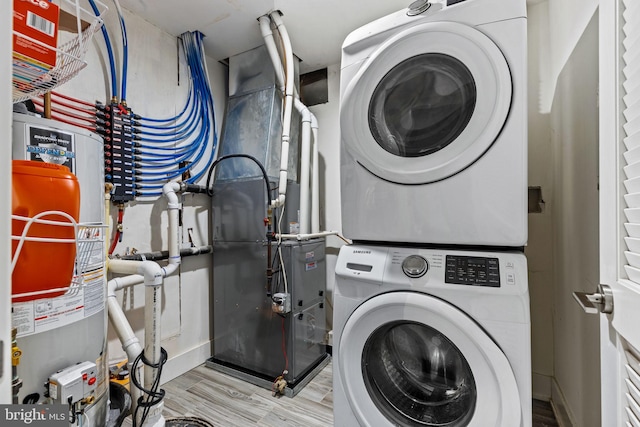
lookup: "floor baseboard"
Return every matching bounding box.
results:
[160,340,212,385]
[551,379,575,427]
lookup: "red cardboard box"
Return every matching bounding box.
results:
[13,0,60,69]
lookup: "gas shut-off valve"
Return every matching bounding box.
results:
[272,293,291,314]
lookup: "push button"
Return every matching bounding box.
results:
[506,273,516,285]
[407,0,431,16]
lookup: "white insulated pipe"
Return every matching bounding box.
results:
[269,11,295,209]
[258,16,285,92]
[260,13,319,234]
[298,102,312,235]
[311,115,320,233]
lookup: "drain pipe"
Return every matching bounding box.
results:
[260,13,320,236]
[258,16,285,93]
[276,230,340,241]
[299,103,312,234]
[106,180,183,426]
[106,274,145,414]
[269,11,294,209]
[311,115,320,233]
[162,181,182,277]
[108,259,163,425]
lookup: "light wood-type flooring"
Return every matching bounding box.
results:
[162,361,558,426]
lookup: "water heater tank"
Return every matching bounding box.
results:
[11,113,108,426]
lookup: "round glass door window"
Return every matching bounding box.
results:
[369,53,477,158]
[339,21,512,184]
[362,321,477,426]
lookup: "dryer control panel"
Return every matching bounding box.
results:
[445,255,500,287]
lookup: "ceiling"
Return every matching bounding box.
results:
[117,0,541,74]
[117,0,418,73]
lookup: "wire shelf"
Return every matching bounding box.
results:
[11,211,106,301]
[12,0,108,104]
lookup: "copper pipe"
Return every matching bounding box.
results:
[43,92,52,119]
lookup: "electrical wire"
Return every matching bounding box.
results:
[130,348,167,427]
[204,154,272,200]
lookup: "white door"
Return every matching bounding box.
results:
[596,0,640,424]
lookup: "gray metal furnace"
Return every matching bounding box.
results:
[207,179,329,396]
[205,45,329,396]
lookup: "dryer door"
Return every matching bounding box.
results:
[338,292,521,427]
[340,21,512,184]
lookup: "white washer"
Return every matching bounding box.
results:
[339,0,527,246]
[333,244,531,427]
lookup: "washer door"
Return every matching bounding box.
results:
[338,292,521,427]
[340,21,512,184]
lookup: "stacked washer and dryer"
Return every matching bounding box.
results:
[333,0,531,426]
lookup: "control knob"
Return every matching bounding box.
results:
[402,255,428,278]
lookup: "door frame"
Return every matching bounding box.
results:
[1,5,13,404]
[600,0,625,425]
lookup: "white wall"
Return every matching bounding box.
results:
[526,1,555,401]
[59,8,227,382]
[549,11,600,427]
[539,0,598,112]
[309,63,343,328]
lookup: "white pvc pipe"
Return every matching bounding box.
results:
[269,11,295,209]
[163,182,182,277]
[105,182,183,426]
[275,231,340,241]
[260,14,317,234]
[311,115,320,233]
[107,275,144,419]
[108,259,163,426]
[258,16,285,91]
[298,103,312,235]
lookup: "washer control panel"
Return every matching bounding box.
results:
[445,255,500,287]
[335,245,526,293]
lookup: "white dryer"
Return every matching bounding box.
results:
[333,244,531,427]
[339,0,527,246]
